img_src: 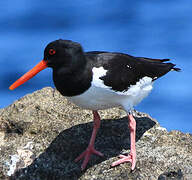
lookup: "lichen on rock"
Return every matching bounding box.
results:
[0,87,191,180]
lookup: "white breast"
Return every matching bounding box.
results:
[66,67,153,112]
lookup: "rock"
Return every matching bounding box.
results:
[0,87,191,180]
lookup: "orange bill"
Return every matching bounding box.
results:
[9,60,48,90]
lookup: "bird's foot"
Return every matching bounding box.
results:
[111,152,136,170]
[75,146,103,170]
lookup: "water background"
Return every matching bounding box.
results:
[0,0,191,133]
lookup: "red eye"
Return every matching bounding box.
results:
[49,49,56,55]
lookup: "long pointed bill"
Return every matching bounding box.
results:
[9,60,48,90]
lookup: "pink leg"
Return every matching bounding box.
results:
[111,114,136,170]
[75,111,103,170]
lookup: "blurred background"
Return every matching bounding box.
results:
[0,0,191,132]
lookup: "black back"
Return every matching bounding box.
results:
[85,52,180,92]
[44,40,180,96]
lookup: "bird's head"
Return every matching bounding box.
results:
[44,39,84,68]
[9,39,85,90]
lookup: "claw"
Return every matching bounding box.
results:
[111,152,136,170]
[75,147,103,170]
[111,113,136,170]
[74,111,103,170]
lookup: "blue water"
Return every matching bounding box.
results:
[0,1,191,133]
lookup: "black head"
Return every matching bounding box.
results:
[9,39,88,90]
[44,39,86,69]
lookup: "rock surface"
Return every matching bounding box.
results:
[0,87,191,180]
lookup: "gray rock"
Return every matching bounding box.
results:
[0,87,191,180]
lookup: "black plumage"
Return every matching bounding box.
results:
[9,39,180,170]
[44,39,180,96]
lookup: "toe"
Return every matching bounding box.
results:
[81,154,90,170]
[93,149,104,157]
[75,151,86,162]
[111,153,136,169]
[75,147,103,170]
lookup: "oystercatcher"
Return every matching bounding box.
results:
[9,39,180,170]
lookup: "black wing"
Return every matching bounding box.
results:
[85,52,180,92]
[136,57,170,63]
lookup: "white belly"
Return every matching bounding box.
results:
[66,85,122,110]
[66,76,153,112]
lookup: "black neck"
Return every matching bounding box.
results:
[53,61,92,97]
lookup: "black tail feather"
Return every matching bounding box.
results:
[136,57,181,72]
[136,57,171,63]
[172,67,181,72]
[161,59,171,62]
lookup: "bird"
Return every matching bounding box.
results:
[9,39,180,170]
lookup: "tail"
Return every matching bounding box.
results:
[171,66,181,72]
[136,57,181,72]
[136,57,171,63]
[135,57,181,81]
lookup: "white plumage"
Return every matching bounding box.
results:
[67,67,153,112]
[9,39,180,171]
